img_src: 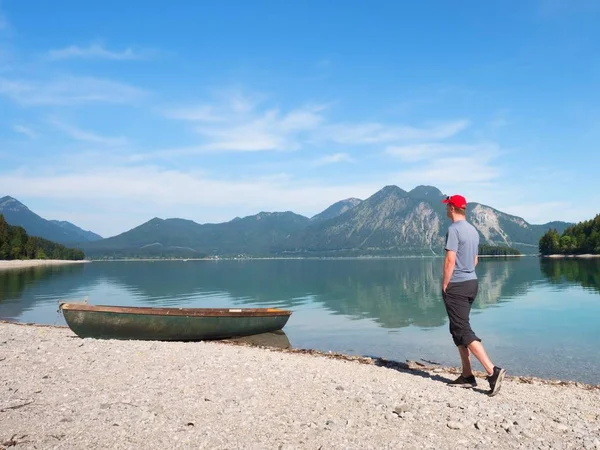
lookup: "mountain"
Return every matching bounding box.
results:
[0,196,101,245]
[310,198,362,223]
[468,204,571,252]
[50,220,103,242]
[14,186,571,257]
[84,211,310,257]
[407,185,446,201]
[278,185,570,256]
[280,185,445,256]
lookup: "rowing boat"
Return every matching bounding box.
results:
[59,302,292,341]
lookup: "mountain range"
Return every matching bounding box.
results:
[0,196,102,244]
[0,186,572,258]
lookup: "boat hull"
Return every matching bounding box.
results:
[60,304,291,341]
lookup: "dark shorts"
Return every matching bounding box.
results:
[442,279,481,347]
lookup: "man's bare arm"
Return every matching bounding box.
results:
[443,250,456,293]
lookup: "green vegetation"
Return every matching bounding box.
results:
[539,214,600,255]
[478,244,521,256]
[0,214,85,260]
[540,258,600,294]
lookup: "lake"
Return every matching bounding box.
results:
[1,257,599,384]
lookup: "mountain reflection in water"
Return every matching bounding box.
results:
[0,257,555,329]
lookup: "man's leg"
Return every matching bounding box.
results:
[444,285,477,387]
[458,345,473,376]
[467,340,494,375]
[459,280,506,396]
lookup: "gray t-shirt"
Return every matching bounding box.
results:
[445,220,479,283]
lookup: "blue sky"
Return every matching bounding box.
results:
[1,0,599,237]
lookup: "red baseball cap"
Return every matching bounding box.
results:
[442,195,467,209]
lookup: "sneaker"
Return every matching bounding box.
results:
[487,366,506,397]
[447,374,477,388]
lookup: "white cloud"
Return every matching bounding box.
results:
[385,143,502,194]
[0,166,381,236]
[393,155,501,186]
[0,76,146,106]
[385,142,498,162]
[498,201,566,224]
[321,119,470,145]
[12,124,37,139]
[388,146,503,206]
[48,119,128,146]
[164,105,223,122]
[2,155,595,235]
[164,91,468,154]
[312,153,354,166]
[164,92,327,152]
[46,43,148,61]
[197,106,325,152]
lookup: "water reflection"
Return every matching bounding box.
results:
[1,257,545,329]
[225,330,291,349]
[0,264,85,304]
[540,258,600,294]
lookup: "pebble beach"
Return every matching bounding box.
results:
[1,321,599,449]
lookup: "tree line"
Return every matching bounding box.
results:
[478,244,521,256]
[539,214,600,255]
[0,214,85,260]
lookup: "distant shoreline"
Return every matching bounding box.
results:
[91,254,531,262]
[0,259,90,271]
[543,254,600,259]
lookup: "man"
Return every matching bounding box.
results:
[441,194,506,396]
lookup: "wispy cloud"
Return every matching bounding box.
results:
[0,76,146,106]
[12,124,37,139]
[163,91,264,123]
[387,143,503,202]
[48,118,128,146]
[197,106,325,152]
[46,43,150,61]
[392,154,502,190]
[165,92,326,152]
[164,105,223,122]
[500,201,565,224]
[312,153,354,166]
[0,166,381,236]
[321,120,470,145]
[385,142,498,162]
[164,90,469,154]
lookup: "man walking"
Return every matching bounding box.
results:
[441,194,506,396]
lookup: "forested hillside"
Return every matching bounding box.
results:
[0,214,85,260]
[539,214,600,255]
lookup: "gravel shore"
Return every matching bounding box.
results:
[1,322,599,449]
[0,260,89,271]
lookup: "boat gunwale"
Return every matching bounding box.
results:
[59,303,292,317]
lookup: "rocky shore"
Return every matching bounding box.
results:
[1,321,599,449]
[0,260,89,271]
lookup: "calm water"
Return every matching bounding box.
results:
[1,257,599,384]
